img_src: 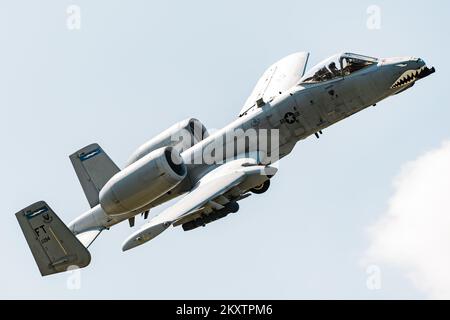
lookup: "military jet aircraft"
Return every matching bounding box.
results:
[15,52,435,276]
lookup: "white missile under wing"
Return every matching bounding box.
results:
[239,51,310,117]
[122,158,277,251]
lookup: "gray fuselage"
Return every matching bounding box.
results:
[69,54,430,233]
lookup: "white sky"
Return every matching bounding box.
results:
[1,0,448,299]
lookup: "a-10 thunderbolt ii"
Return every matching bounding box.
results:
[15,52,435,276]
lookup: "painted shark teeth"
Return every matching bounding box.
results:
[391,66,427,89]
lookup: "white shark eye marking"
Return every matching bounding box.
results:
[395,63,407,67]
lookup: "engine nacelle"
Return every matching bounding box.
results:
[99,147,186,216]
[127,118,208,166]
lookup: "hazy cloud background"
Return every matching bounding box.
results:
[365,141,450,299]
[0,0,448,299]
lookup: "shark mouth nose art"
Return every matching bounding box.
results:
[391,65,436,89]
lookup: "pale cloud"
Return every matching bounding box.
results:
[364,141,450,299]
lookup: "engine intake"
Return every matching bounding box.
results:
[127,118,209,166]
[99,146,186,216]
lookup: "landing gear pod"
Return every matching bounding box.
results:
[250,179,270,194]
[99,147,186,216]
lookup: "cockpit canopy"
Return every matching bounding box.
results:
[300,53,378,84]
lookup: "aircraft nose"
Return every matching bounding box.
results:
[411,57,426,69]
[382,56,422,66]
[416,58,426,67]
[385,56,435,90]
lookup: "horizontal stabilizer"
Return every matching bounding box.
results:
[70,143,120,208]
[76,228,103,248]
[15,201,91,276]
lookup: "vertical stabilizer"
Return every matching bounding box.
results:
[16,201,91,276]
[69,143,120,208]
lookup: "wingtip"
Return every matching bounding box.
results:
[121,221,171,252]
[121,237,141,252]
[121,243,132,252]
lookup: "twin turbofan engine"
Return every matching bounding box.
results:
[99,147,186,216]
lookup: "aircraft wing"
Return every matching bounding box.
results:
[122,158,277,251]
[239,51,310,116]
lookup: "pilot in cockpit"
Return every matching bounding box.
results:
[328,62,340,77]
